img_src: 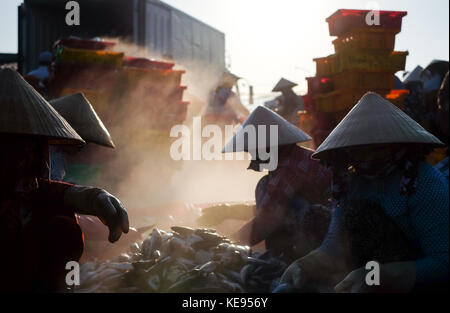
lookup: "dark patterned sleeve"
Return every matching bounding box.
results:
[37,179,76,217]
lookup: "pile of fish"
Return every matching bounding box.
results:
[76,226,288,293]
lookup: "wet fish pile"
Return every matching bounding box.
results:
[76,226,288,293]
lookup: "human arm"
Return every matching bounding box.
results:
[63,185,129,243]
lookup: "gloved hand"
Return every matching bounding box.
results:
[64,185,129,243]
[279,249,348,292]
[335,261,416,293]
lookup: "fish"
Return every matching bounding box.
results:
[76,225,290,293]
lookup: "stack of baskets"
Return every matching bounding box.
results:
[299,9,410,147]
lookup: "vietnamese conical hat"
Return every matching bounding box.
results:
[0,68,84,145]
[403,65,424,84]
[222,105,311,153]
[50,93,115,148]
[272,78,297,92]
[312,92,444,160]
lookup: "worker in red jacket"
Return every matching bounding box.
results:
[223,106,332,262]
[0,68,129,292]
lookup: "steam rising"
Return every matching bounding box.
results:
[75,38,263,227]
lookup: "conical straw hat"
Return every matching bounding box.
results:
[50,93,115,148]
[222,105,311,153]
[272,78,297,92]
[403,65,423,83]
[312,92,444,160]
[0,68,84,145]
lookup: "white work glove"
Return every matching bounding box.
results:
[64,185,129,243]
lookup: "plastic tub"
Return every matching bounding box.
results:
[326,9,407,37]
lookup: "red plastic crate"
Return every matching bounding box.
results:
[306,76,334,94]
[54,37,116,51]
[326,9,407,37]
[123,56,174,70]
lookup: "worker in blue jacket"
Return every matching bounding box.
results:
[280,92,449,293]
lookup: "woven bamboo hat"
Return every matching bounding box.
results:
[0,68,84,145]
[50,93,115,148]
[272,78,297,92]
[312,92,444,160]
[222,105,311,153]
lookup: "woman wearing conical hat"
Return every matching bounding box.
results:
[204,70,249,126]
[49,92,145,262]
[280,92,449,293]
[223,106,332,262]
[0,69,129,292]
[271,78,304,126]
[49,92,115,181]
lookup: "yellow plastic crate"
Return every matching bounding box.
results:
[333,51,408,73]
[314,56,335,76]
[333,70,396,90]
[60,87,111,117]
[314,88,391,113]
[58,47,124,67]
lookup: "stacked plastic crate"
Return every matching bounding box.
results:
[118,56,188,131]
[50,37,188,131]
[301,9,409,147]
[49,37,188,191]
[51,37,123,121]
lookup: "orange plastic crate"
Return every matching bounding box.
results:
[385,89,409,110]
[120,67,184,86]
[332,28,398,53]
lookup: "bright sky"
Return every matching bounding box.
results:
[1,0,449,98]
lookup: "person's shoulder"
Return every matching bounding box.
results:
[414,161,449,197]
[418,161,448,185]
